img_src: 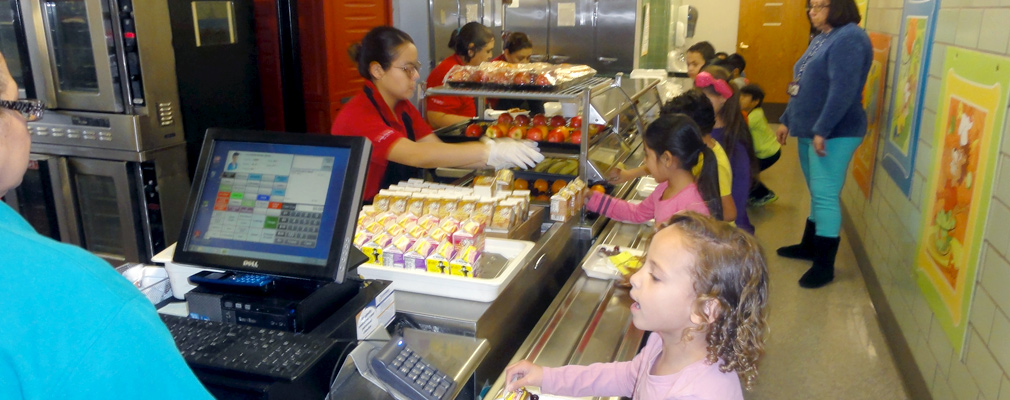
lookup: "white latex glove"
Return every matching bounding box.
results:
[484,138,544,169]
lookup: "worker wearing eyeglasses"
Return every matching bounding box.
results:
[331,26,543,202]
[775,0,872,289]
[424,22,497,129]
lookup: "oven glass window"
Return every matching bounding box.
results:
[76,174,124,255]
[192,1,236,47]
[0,1,26,96]
[44,0,99,93]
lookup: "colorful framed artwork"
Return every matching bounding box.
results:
[851,32,891,198]
[915,48,1009,356]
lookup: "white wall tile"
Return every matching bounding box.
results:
[967,330,1004,400]
[930,44,948,78]
[935,369,958,400]
[981,244,1010,313]
[973,0,1003,6]
[950,357,983,400]
[989,311,1010,371]
[936,9,960,45]
[916,140,935,179]
[970,286,998,342]
[924,75,943,115]
[985,200,1010,258]
[943,0,971,8]
[1002,119,1010,155]
[955,9,984,49]
[931,316,956,378]
[1003,0,1010,8]
[995,156,1010,208]
[978,9,1010,54]
[1000,375,1010,400]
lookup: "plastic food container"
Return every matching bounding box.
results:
[357,238,535,302]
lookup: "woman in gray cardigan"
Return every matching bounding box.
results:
[775,0,872,288]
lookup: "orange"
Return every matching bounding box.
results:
[591,184,606,194]
[551,180,567,194]
[533,179,549,195]
[534,194,551,202]
[514,178,529,191]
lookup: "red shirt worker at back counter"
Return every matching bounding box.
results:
[425,22,496,129]
[331,26,543,201]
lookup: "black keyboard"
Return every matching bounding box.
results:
[160,313,337,381]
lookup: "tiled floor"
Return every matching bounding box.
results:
[743,135,910,400]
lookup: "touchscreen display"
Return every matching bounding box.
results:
[183,141,350,266]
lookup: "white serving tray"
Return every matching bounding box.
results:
[581,244,645,280]
[356,238,535,302]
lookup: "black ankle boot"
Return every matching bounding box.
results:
[799,235,841,288]
[777,219,816,260]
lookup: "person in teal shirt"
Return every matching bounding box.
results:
[0,51,214,399]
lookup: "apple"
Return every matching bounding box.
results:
[588,124,605,136]
[546,129,565,143]
[497,113,514,127]
[569,115,583,129]
[513,114,531,127]
[550,126,570,141]
[513,71,532,85]
[485,124,504,138]
[569,131,582,144]
[464,123,484,137]
[526,126,546,141]
[507,125,527,140]
[531,114,547,126]
[549,115,567,128]
[534,74,552,86]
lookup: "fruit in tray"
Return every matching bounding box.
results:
[532,157,579,175]
[497,387,539,400]
[608,251,643,276]
[464,123,484,137]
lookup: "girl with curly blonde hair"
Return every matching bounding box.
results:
[504,211,769,399]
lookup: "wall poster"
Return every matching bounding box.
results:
[880,0,939,196]
[915,48,1009,356]
[851,32,891,198]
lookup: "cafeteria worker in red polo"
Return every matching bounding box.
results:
[332,26,543,201]
[425,22,496,129]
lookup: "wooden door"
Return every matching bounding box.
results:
[300,0,391,134]
[736,0,810,108]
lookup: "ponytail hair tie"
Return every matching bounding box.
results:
[695,71,733,99]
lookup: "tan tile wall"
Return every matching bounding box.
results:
[846,1,1010,399]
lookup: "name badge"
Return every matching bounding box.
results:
[787,82,800,97]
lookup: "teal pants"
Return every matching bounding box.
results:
[797,137,863,237]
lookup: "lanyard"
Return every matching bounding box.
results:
[794,31,833,82]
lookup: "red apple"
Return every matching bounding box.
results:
[569,131,582,144]
[569,115,583,129]
[513,114,531,127]
[534,74,552,86]
[497,113,514,127]
[527,125,547,141]
[485,125,504,138]
[507,125,527,140]
[531,114,547,126]
[546,129,565,143]
[549,115,567,128]
[464,123,483,137]
[526,127,544,141]
[513,71,532,85]
[549,128,573,142]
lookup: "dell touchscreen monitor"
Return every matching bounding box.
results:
[174,128,371,283]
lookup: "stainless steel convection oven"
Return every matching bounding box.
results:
[0,0,189,265]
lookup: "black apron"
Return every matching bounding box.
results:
[363,86,425,191]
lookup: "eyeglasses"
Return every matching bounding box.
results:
[806,3,830,11]
[394,62,422,76]
[0,99,45,121]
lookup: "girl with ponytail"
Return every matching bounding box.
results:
[584,114,722,225]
